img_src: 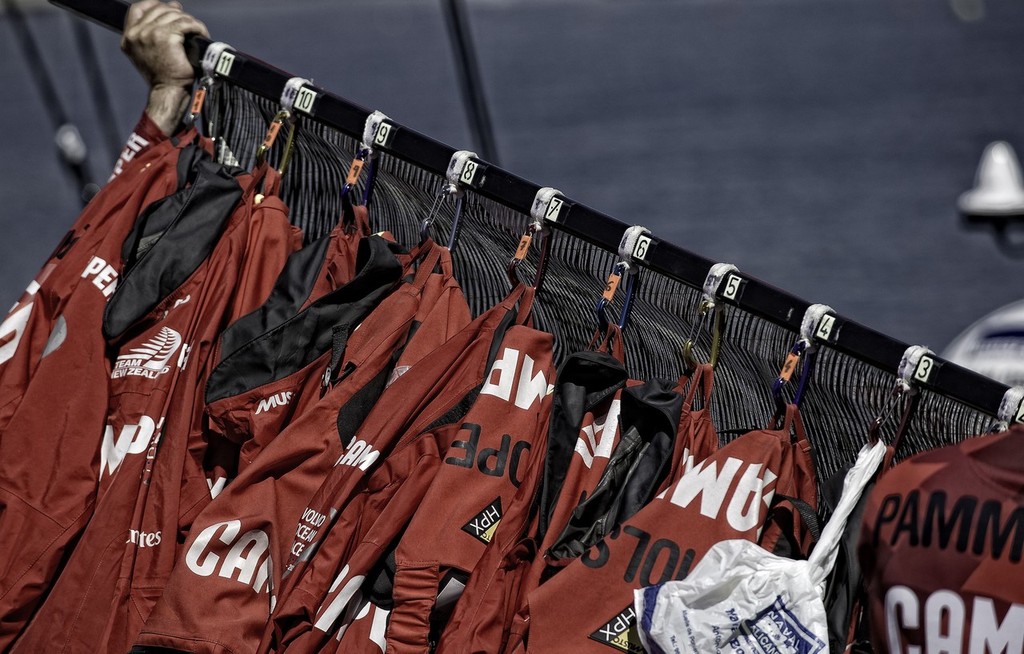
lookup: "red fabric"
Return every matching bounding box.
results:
[10,163,298,653]
[134,244,470,654]
[0,121,187,437]
[858,425,1024,654]
[259,287,538,653]
[515,405,814,653]
[0,131,204,649]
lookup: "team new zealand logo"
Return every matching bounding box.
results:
[112,327,182,380]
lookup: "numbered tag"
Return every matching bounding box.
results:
[190,87,207,116]
[459,159,483,187]
[1015,399,1024,424]
[544,196,565,223]
[373,121,395,149]
[913,355,936,384]
[345,158,365,186]
[215,51,235,77]
[815,314,836,342]
[261,120,283,150]
[722,273,742,301]
[294,86,317,115]
[514,234,532,262]
[631,235,652,261]
[602,271,622,303]
[779,352,801,382]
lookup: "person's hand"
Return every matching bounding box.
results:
[121,0,209,135]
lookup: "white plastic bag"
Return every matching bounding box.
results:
[634,440,886,654]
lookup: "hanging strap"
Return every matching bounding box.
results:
[683,363,715,412]
[588,323,626,363]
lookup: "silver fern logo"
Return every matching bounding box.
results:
[112,327,182,379]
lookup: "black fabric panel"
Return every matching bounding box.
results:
[419,386,481,437]
[336,361,395,448]
[548,426,645,561]
[217,234,332,364]
[546,377,682,560]
[104,157,244,340]
[204,236,403,404]
[123,144,210,265]
[535,351,627,543]
[604,378,682,526]
[822,461,878,653]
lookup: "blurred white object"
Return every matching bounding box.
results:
[957,141,1024,216]
[634,441,886,654]
[944,299,1024,386]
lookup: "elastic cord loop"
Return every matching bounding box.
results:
[800,303,835,346]
[997,386,1024,424]
[701,263,738,306]
[445,150,479,196]
[361,110,390,157]
[280,77,312,114]
[201,42,232,78]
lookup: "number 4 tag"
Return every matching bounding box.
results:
[1015,399,1024,424]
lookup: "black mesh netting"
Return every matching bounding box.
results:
[204,82,995,495]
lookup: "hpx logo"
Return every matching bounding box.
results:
[112,327,182,380]
[589,605,645,653]
[255,391,294,415]
[461,498,503,544]
[186,520,272,594]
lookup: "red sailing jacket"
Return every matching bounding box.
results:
[439,404,813,654]
[132,242,470,654]
[10,158,298,654]
[858,425,1024,654]
[515,404,816,654]
[438,352,705,654]
[0,130,210,648]
[435,348,629,654]
[329,320,555,654]
[200,232,408,489]
[0,114,171,435]
[259,286,540,653]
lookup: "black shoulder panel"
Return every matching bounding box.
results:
[535,350,628,543]
[608,377,683,524]
[103,154,243,340]
[217,234,332,363]
[204,235,403,404]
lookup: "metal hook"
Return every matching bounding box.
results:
[596,225,651,333]
[770,303,834,416]
[682,263,737,371]
[506,187,563,292]
[341,111,390,207]
[420,150,478,252]
[187,42,233,128]
[868,344,933,447]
